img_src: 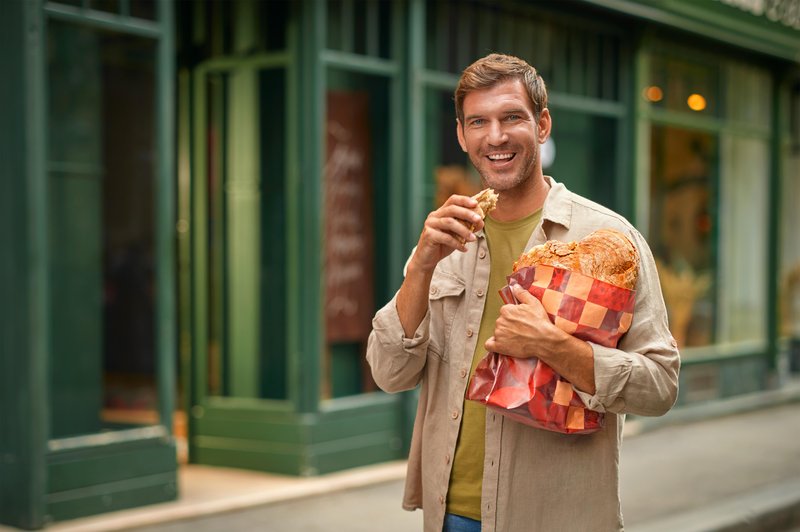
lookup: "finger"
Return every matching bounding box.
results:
[484,336,496,352]
[437,204,483,228]
[443,193,478,210]
[427,213,478,243]
[423,224,471,252]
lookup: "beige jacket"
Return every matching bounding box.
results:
[367,178,680,532]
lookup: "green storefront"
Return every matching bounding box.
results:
[1,0,798,528]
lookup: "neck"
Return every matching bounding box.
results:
[490,174,550,222]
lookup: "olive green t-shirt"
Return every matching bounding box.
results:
[446,209,542,521]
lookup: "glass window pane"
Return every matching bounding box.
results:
[48,21,158,437]
[780,132,800,369]
[647,53,720,117]
[717,136,769,344]
[726,62,771,128]
[323,69,389,398]
[90,0,120,14]
[130,0,157,21]
[547,109,618,211]
[426,88,477,210]
[326,0,391,58]
[259,69,288,399]
[649,126,717,351]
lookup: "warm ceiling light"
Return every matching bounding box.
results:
[687,93,707,111]
[644,86,663,102]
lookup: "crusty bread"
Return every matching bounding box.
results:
[472,188,499,219]
[458,188,498,243]
[513,229,639,290]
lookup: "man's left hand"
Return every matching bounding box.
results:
[484,282,560,359]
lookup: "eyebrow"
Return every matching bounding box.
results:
[464,108,529,121]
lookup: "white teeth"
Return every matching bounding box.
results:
[488,153,513,161]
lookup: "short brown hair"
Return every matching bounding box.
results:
[454,53,548,124]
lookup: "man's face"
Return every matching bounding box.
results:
[456,80,550,192]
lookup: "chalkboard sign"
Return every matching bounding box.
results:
[324,91,374,343]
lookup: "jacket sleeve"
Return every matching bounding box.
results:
[575,228,680,417]
[366,291,430,393]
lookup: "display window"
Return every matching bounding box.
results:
[47,20,160,438]
[644,48,772,354]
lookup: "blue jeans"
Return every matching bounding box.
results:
[443,513,481,532]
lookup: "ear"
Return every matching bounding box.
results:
[537,108,552,144]
[456,119,467,152]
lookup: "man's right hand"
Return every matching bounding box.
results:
[408,194,485,274]
[396,194,484,338]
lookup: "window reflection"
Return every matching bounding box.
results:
[649,126,716,349]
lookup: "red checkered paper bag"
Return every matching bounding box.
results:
[466,264,636,435]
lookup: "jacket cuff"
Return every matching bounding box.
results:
[574,342,632,413]
[371,294,431,354]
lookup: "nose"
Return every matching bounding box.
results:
[486,120,508,146]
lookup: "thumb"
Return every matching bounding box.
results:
[510,282,536,304]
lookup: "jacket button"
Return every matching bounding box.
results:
[439,495,445,504]
[476,289,484,297]
[451,409,459,420]
[445,454,451,464]
[459,367,467,378]
[466,329,474,337]
[479,249,486,259]
[430,287,438,296]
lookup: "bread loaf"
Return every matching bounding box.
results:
[458,188,498,243]
[513,229,639,290]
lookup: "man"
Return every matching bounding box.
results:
[366,54,679,532]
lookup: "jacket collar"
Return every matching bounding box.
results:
[475,175,572,240]
[541,175,572,230]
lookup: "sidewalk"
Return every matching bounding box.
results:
[4,381,800,532]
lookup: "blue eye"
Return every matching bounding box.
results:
[470,118,485,126]
[506,114,520,121]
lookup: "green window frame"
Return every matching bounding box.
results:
[0,0,178,526]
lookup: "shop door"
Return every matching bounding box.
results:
[185,56,292,469]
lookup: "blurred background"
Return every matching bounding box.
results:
[1,0,799,529]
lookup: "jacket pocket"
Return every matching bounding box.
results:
[428,270,466,361]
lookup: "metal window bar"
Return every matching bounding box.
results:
[44,2,161,38]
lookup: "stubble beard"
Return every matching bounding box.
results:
[471,144,538,193]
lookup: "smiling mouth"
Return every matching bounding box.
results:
[487,153,515,162]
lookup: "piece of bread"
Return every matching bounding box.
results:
[513,229,639,290]
[458,188,498,243]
